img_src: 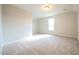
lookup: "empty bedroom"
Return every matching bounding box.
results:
[1,4,79,55]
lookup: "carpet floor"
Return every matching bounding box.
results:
[2,34,79,55]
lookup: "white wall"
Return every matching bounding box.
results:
[38,17,49,34]
[0,5,2,54]
[32,19,38,34]
[37,12,77,38]
[2,5,32,45]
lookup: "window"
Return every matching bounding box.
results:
[48,18,54,31]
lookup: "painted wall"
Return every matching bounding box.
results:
[0,5,2,54]
[2,5,32,45]
[32,19,38,34]
[77,12,79,41]
[37,12,77,38]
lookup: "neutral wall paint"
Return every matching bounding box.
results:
[77,12,79,32]
[77,12,79,41]
[2,5,32,45]
[32,19,38,34]
[0,5,2,54]
[37,12,77,38]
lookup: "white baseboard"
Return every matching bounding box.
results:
[38,32,77,39]
[53,33,76,39]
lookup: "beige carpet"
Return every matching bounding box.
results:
[2,34,79,55]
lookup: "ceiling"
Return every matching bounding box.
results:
[13,4,79,19]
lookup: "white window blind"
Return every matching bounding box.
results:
[48,18,54,31]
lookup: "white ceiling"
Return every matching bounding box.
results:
[13,4,79,19]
